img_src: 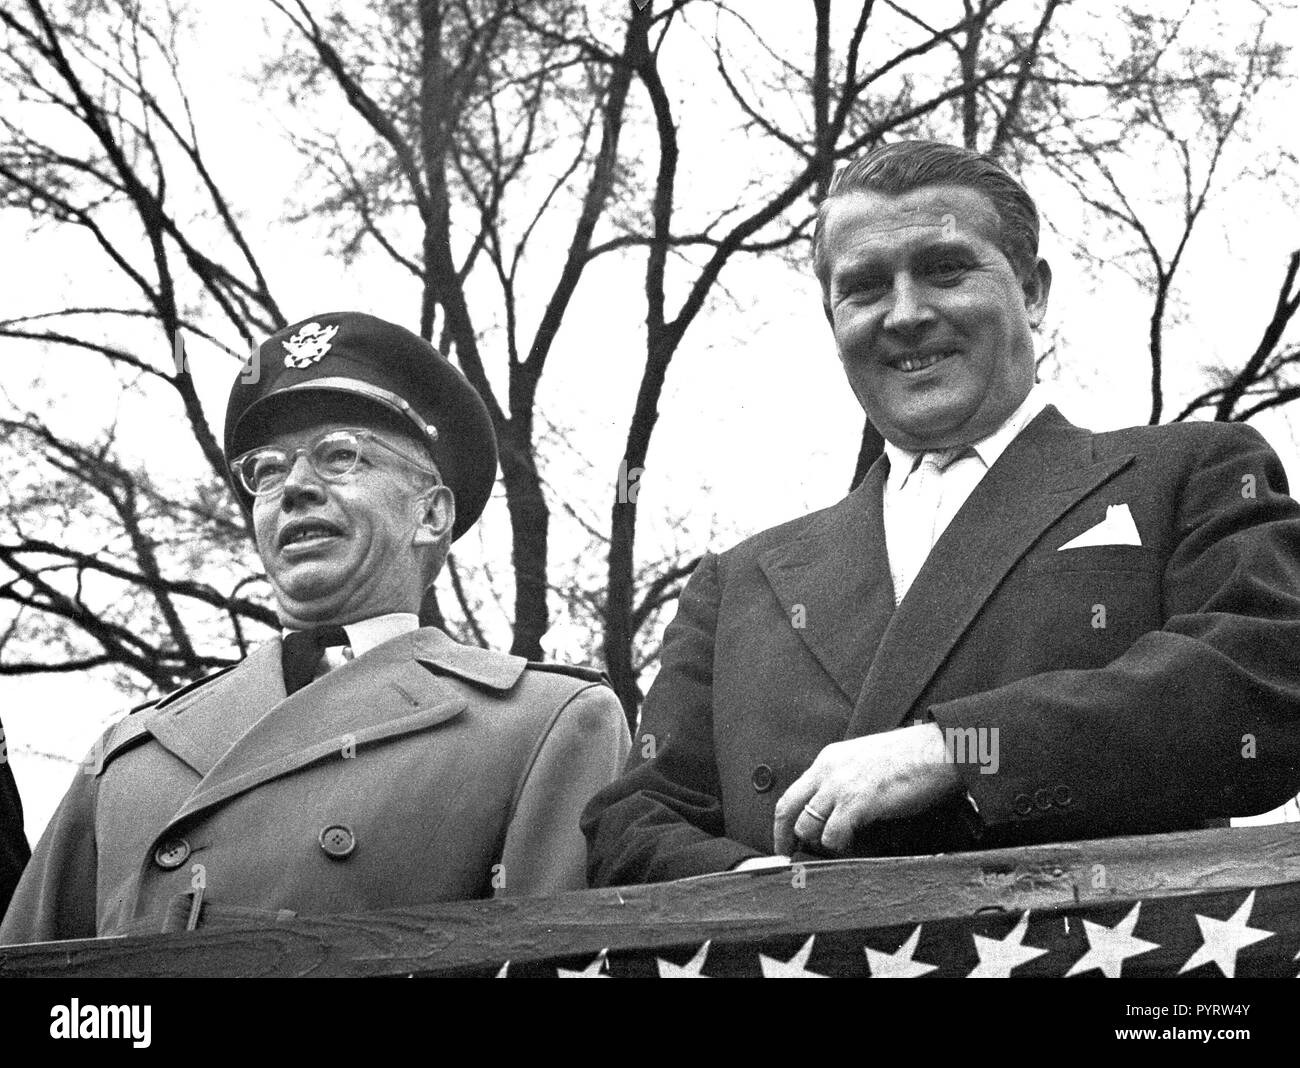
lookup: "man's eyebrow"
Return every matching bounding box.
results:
[916,238,982,258]
[833,237,980,281]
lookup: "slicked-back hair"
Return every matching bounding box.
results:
[812,140,1041,296]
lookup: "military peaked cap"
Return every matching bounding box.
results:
[224,312,498,540]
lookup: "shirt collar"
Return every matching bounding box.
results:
[884,382,1050,491]
[282,612,419,658]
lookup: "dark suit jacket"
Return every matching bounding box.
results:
[2,628,629,943]
[583,407,1300,885]
[0,718,30,921]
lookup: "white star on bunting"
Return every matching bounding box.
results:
[1179,891,1273,978]
[759,935,826,978]
[967,911,1049,978]
[865,925,937,978]
[557,948,611,978]
[1065,902,1160,978]
[657,940,711,978]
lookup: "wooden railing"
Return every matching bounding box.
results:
[2,824,1298,977]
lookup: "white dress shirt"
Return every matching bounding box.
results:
[281,612,420,680]
[883,384,1050,604]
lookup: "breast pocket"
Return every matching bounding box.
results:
[1027,544,1162,575]
[1006,547,1165,670]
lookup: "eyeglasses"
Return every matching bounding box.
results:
[230,428,440,497]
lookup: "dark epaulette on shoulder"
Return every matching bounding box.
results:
[151,662,240,711]
[525,660,610,685]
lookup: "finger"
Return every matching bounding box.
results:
[791,790,836,850]
[773,769,821,856]
[819,800,861,854]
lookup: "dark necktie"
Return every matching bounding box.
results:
[281,625,350,695]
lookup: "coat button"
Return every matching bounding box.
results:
[1034,788,1053,811]
[1012,793,1033,816]
[319,824,356,859]
[751,764,774,793]
[154,838,190,870]
[1055,785,1072,806]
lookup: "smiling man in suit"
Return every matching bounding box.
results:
[583,140,1300,885]
[2,312,629,942]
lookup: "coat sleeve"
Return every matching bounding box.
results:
[932,422,1300,837]
[0,746,99,945]
[496,682,631,896]
[581,553,766,886]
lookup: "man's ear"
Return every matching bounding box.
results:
[1023,257,1052,328]
[412,485,455,546]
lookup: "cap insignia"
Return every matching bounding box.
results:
[282,322,340,368]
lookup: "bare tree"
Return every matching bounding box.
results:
[0,0,282,694]
[990,3,1295,423]
[1,0,1295,730]
[1175,250,1300,422]
[266,0,636,660]
[263,0,1065,713]
[598,0,1104,711]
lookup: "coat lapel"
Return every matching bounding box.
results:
[157,629,512,830]
[845,407,1134,737]
[146,641,286,778]
[757,459,896,705]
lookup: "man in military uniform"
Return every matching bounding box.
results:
[1,312,629,943]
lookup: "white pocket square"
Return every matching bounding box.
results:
[1057,503,1142,549]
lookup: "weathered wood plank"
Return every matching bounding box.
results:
[1,825,1297,977]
